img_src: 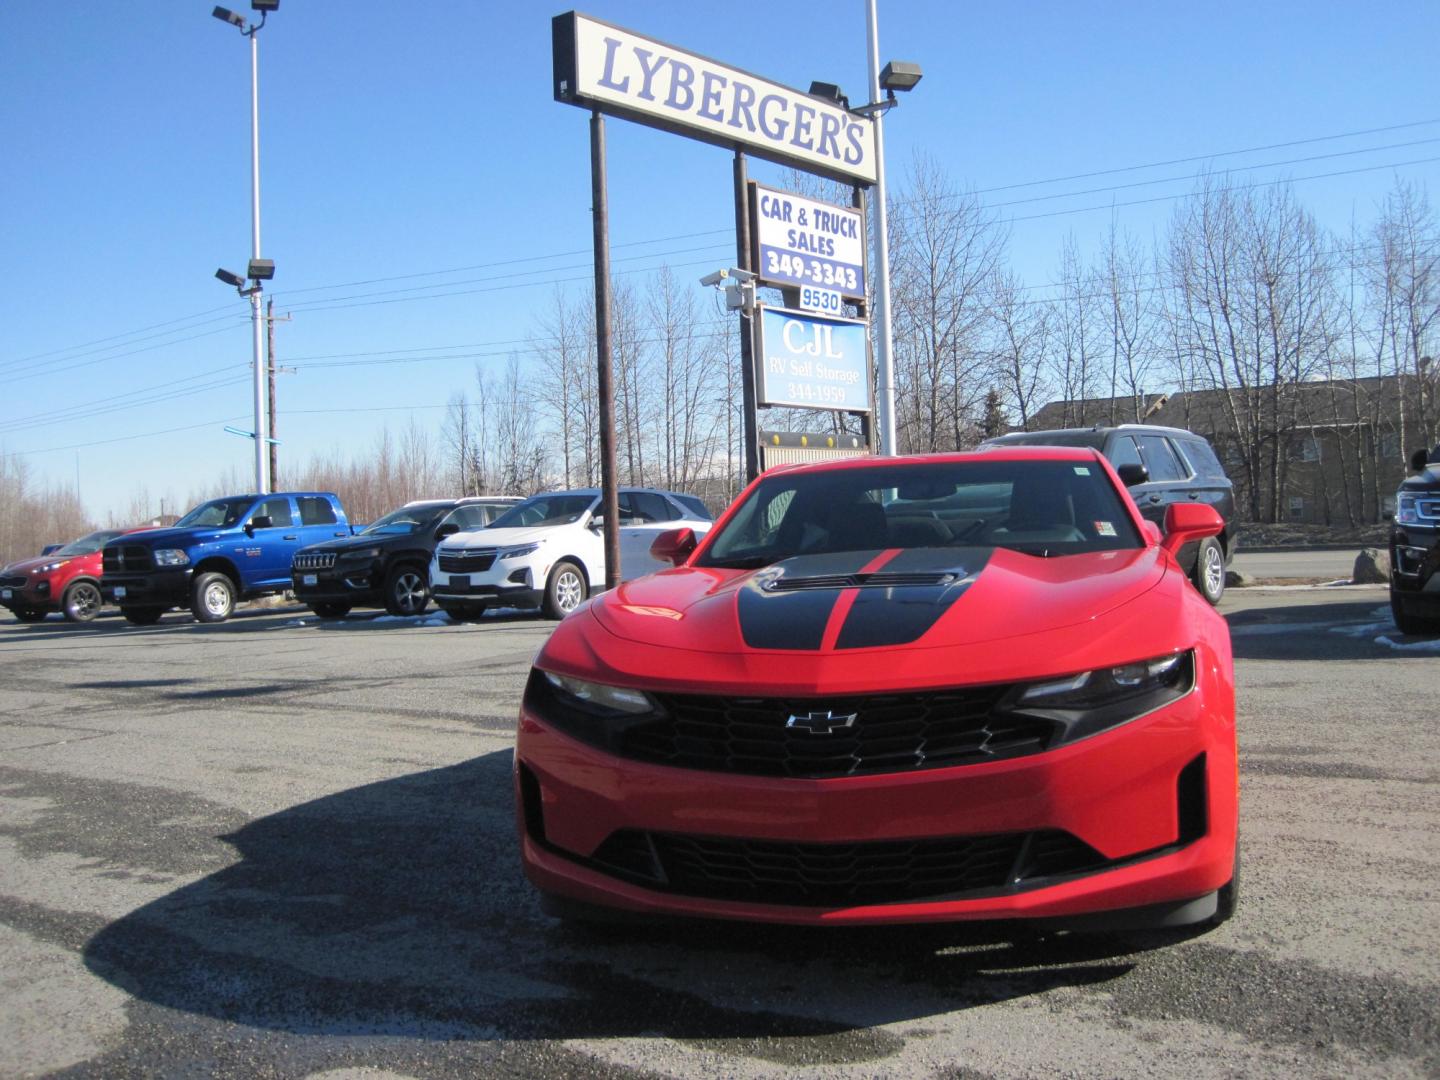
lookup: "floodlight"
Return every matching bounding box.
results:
[247,258,275,281]
[215,267,246,288]
[807,81,849,109]
[251,0,279,11]
[879,61,923,92]
[212,6,246,28]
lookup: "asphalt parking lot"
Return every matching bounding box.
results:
[2,589,1438,1079]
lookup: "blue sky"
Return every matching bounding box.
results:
[3,1,1437,520]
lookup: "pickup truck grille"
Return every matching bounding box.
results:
[438,548,497,574]
[293,552,337,570]
[102,546,154,574]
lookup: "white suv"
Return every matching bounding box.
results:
[429,487,713,620]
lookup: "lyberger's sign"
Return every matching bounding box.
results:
[552,12,877,185]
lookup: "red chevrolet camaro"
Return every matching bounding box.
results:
[515,447,1238,932]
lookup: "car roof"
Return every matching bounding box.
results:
[757,446,1106,480]
[987,424,1206,442]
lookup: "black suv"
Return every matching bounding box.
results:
[1389,445,1440,634]
[291,497,518,618]
[981,424,1237,604]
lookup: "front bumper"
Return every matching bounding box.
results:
[431,564,541,609]
[101,568,192,607]
[1389,527,1440,609]
[291,564,382,605]
[515,686,1238,926]
[0,578,53,612]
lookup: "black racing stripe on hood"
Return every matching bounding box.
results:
[834,547,993,650]
[736,550,886,650]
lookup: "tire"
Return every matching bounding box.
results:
[384,563,430,617]
[1390,590,1439,635]
[62,580,103,623]
[191,572,237,623]
[543,560,587,619]
[1192,537,1226,605]
[122,607,164,626]
[440,602,487,622]
[308,602,352,619]
[13,608,47,623]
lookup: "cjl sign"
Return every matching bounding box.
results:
[755,307,871,412]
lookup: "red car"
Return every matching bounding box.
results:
[515,447,1238,932]
[1,529,135,623]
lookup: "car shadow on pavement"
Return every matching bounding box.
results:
[82,751,1170,1044]
[1226,598,1440,661]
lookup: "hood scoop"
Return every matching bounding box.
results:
[761,570,961,592]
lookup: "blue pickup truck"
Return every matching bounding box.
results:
[101,492,353,624]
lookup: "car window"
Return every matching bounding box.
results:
[450,505,491,530]
[1176,438,1229,480]
[54,530,126,556]
[1105,435,1144,470]
[175,498,252,529]
[298,497,337,526]
[629,492,675,523]
[698,460,1141,569]
[672,493,711,519]
[1137,435,1187,482]
[490,494,596,529]
[256,498,293,527]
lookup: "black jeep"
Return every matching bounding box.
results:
[1389,445,1440,635]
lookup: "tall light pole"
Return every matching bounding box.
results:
[862,2,921,456]
[213,1,278,494]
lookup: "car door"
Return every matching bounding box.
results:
[1104,434,1166,529]
[296,495,349,549]
[249,496,304,584]
[617,491,686,580]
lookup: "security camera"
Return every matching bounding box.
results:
[699,270,727,288]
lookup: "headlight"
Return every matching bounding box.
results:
[1002,651,1195,745]
[154,549,190,567]
[541,670,656,715]
[1396,493,1419,525]
[500,543,541,560]
[37,562,66,574]
[340,548,382,560]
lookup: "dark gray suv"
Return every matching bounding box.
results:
[981,424,1236,604]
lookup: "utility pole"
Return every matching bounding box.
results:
[264,299,293,489]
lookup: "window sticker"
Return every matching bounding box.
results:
[1094,521,1117,537]
[1074,466,1091,476]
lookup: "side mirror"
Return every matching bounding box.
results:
[1160,503,1223,559]
[1116,462,1149,487]
[649,527,698,567]
[588,514,604,531]
[40,544,62,556]
[246,515,273,537]
[435,522,461,541]
[1411,448,1431,472]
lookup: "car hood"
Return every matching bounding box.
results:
[592,545,1166,654]
[438,525,570,550]
[3,553,88,576]
[110,526,229,548]
[300,531,423,555]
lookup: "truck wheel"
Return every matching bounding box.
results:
[1192,537,1226,605]
[543,560,587,619]
[191,572,237,623]
[62,580,103,623]
[13,608,47,623]
[1390,591,1439,635]
[385,564,429,616]
[440,602,487,622]
[308,602,351,619]
[122,607,164,625]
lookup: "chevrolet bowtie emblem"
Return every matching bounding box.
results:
[786,709,858,734]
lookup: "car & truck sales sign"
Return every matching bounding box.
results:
[750,182,866,300]
[756,307,871,412]
[552,12,878,185]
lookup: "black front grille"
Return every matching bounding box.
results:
[293,552,337,570]
[102,546,153,574]
[0,575,26,588]
[623,689,1054,779]
[586,827,1107,907]
[438,548,496,574]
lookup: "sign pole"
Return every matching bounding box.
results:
[590,111,621,589]
[734,149,760,483]
[852,184,874,452]
[866,0,897,456]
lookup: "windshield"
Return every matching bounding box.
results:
[362,504,446,535]
[54,529,126,557]
[489,494,596,529]
[697,459,1142,569]
[175,498,253,529]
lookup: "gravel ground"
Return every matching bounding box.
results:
[0,591,1436,1079]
